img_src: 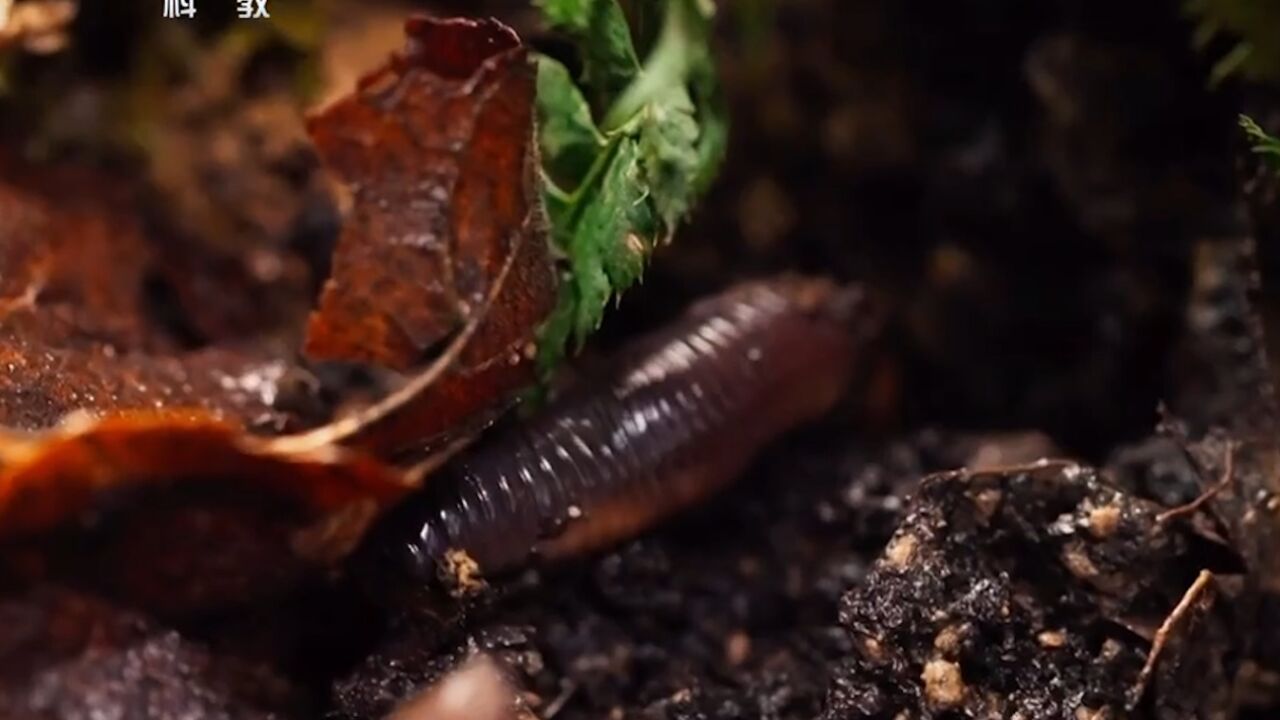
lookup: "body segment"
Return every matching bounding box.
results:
[388,277,873,579]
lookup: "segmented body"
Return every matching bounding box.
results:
[388,277,872,578]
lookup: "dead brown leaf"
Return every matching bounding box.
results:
[0,158,304,432]
[0,413,412,539]
[298,15,555,456]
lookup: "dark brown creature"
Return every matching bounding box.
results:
[381,277,875,581]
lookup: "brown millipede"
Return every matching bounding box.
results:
[372,276,876,582]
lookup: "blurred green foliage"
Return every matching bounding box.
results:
[1186,0,1280,85]
[1241,114,1280,174]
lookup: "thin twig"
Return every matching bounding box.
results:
[1126,570,1215,710]
[1157,441,1236,525]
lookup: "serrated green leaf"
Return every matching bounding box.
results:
[1241,114,1280,154]
[535,0,641,111]
[534,0,727,376]
[537,56,606,188]
[536,139,654,376]
[1241,114,1280,176]
[541,138,654,362]
[637,88,700,232]
[596,143,657,288]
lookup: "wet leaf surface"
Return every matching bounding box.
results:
[0,159,303,432]
[301,15,555,456]
[0,415,410,539]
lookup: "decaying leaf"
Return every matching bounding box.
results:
[0,414,411,539]
[0,159,155,350]
[0,157,393,603]
[0,15,560,608]
[298,15,556,456]
[0,159,303,432]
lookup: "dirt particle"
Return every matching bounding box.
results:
[1086,504,1121,539]
[441,548,487,598]
[860,635,887,663]
[933,624,968,656]
[1037,629,1067,648]
[970,487,1003,521]
[883,532,918,569]
[1061,542,1099,579]
[1099,638,1124,662]
[921,658,967,709]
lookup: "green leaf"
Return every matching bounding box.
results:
[637,88,700,232]
[1240,114,1280,175]
[536,0,592,31]
[535,0,641,111]
[593,142,657,290]
[533,0,727,376]
[538,139,655,370]
[606,0,722,230]
[537,56,606,188]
